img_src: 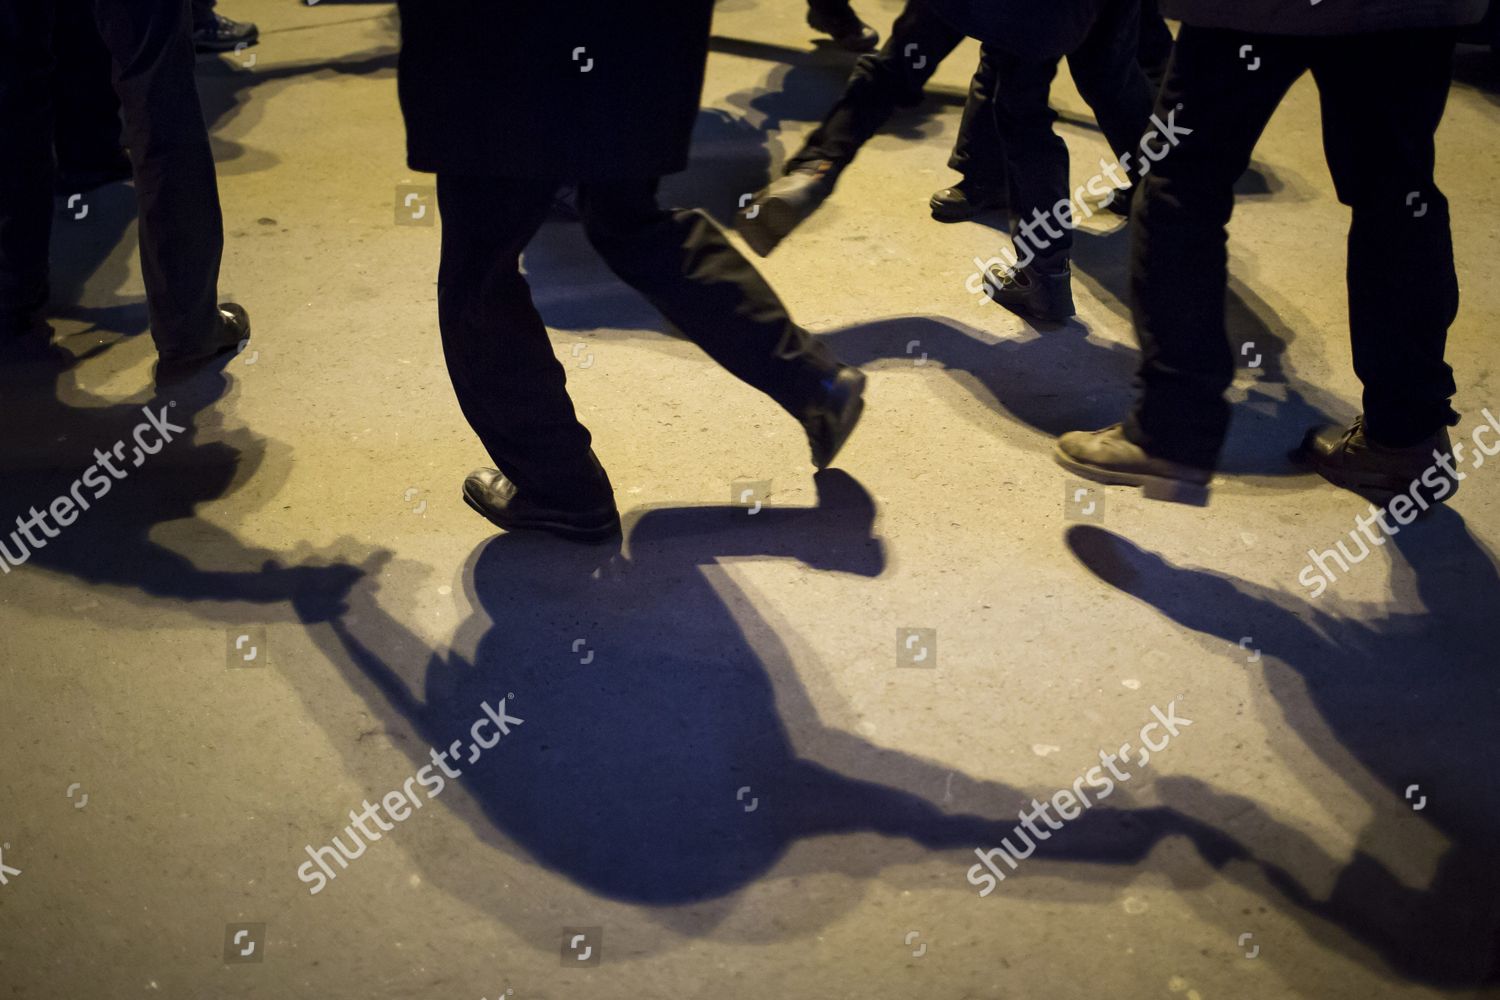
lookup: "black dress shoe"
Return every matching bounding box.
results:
[462,468,622,544]
[929,180,1007,222]
[800,365,866,469]
[153,302,250,384]
[984,259,1076,323]
[737,161,838,257]
[192,12,258,53]
[807,4,879,52]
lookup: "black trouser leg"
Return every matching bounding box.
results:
[1136,0,1173,87]
[578,179,841,417]
[0,0,57,321]
[1067,0,1154,182]
[435,174,610,509]
[1311,30,1460,446]
[92,0,223,357]
[191,0,216,29]
[1123,27,1303,467]
[787,0,963,172]
[946,45,1007,190]
[53,0,123,178]
[990,52,1069,263]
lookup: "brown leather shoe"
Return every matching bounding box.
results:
[1054,424,1212,505]
[1301,415,1459,507]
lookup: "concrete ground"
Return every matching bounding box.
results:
[3,2,1499,997]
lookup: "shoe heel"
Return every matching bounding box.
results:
[1141,477,1210,506]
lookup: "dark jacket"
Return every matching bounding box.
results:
[396,2,715,178]
[1161,0,1488,34]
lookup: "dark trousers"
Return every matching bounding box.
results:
[989,0,1153,263]
[435,176,841,508]
[787,0,972,172]
[1137,0,1173,87]
[0,0,223,354]
[1124,26,1461,467]
[946,44,1006,188]
[53,0,123,177]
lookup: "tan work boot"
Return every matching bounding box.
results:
[1054,424,1212,505]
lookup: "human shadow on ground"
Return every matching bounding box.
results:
[298,471,1249,950]
[1064,510,1500,987]
[0,338,369,626]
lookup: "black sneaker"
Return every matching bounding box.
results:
[807,3,879,52]
[193,12,258,53]
[984,259,1076,323]
[737,160,839,257]
[462,467,621,544]
[800,365,867,469]
[1301,415,1459,508]
[930,179,1007,222]
[153,302,251,384]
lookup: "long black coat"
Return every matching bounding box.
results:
[396,2,715,179]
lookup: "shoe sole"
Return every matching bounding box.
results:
[462,488,621,545]
[194,36,258,52]
[929,197,1007,223]
[1312,465,1458,511]
[1052,444,1211,506]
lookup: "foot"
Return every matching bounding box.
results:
[1300,415,1459,507]
[800,365,866,469]
[1054,424,1212,505]
[192,12,259,53]
[737,160,839,257]
[153,303,250,384]
[1098,185,1134,218]
[984,258,1076,323]
[929,179,1007,222]
[807,4,879,52]
[462,468,621,544]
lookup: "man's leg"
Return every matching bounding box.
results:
[805,0,878,53]
[932,46,1008,222]
[435,174,613,512]
[53,0,127,189]
[1066,0,1154,186]
[980,51,1079,321]
[0,0,57,335]
[1052,26,1305,498]
[581,179,864,467]
[1136,0,1173,89]
[787,0,962,173]
[1312,30,1460,447]
[92,0,226,359]
[741,0,963,254]
[1121,27,1305,468]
